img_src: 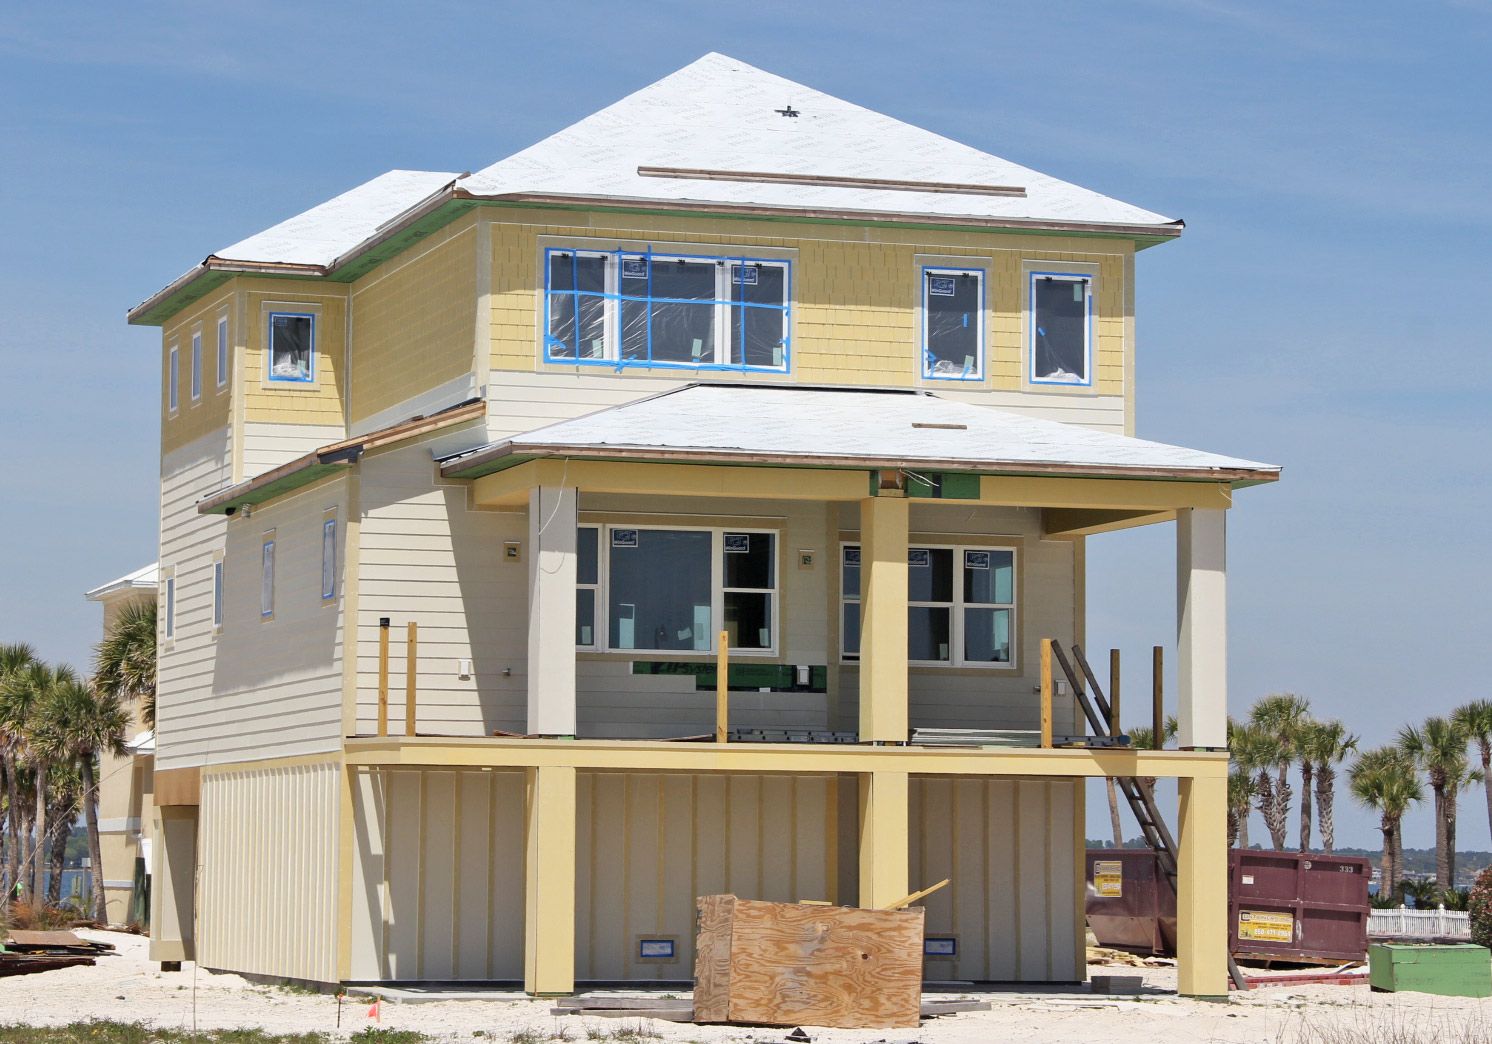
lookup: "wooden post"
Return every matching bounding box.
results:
[1152,644,1164,749]
[1039,638,1053,749]
[1109,648,1121,738]
[405,621,418,738]
[377,617,390,737]
[716,630,729,744]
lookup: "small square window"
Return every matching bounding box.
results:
[268,313,314,383]
[1030,273,1092,385]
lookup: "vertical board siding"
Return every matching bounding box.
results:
[197,760,339,983]
[910,776,1079,983]
[349,768,526,982]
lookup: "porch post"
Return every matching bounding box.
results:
[527,485,577,737]
[523,764,576,996]
[857,770,909,909]
[1176,774,1229,997]
[1176,507,1227,749]
[859,494,908,744]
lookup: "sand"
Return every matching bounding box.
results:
[3,931,1492,1043]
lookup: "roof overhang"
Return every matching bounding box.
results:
[198,399,485,516]
[85,563,160,602]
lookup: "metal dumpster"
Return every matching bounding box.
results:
[1084,849,1176,955]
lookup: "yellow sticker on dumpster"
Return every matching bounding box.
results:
[1093,861,1123,898]
[1238,909,1294,943]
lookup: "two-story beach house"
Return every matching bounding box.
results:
[129,54,1277,997]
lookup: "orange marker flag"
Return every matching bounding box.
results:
[367,998,381,1021]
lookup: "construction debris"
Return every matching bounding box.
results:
[552,995,991,1022]
[1090,974,1144,995]
[0,930,114,978]
[1087,945,1152,967]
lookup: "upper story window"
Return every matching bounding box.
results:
[167,343,179,413]
[267,313,315,383]
[544,248,791,372]
[921,267,984,381]
[163,569,176,641]
[216,315,229,389]
[1030,272,1093,386]
[190,329,203,401]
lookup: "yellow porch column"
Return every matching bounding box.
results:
[523,764,576,996]
[857,770,909,909]
[859,495,908,743]
[1176,774,1229,997]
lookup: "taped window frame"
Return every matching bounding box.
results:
[919,265,985,382]
[543,246,792,374]
[266,311,316,385]
[1028,270,1094,388]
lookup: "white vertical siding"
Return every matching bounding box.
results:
[197,759,340,983]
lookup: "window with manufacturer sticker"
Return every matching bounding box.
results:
[922,267,984,380]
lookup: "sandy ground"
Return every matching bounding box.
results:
[4,931,1492,1043]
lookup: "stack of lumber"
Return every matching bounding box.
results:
[0,930,114,978]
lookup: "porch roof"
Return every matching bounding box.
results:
[439,384,1280,486]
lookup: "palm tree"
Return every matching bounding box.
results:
[1452,701,1492,864]
[0,642,38,900]
[94,602,157,728]
[1227,718,1268,849]
[1104,777,1124,847]
[1350,747,1422,900]
[1399,717,1471,890]
[9,662,77,903]
[36,678,128,922]
[1228,767,1255,849]
[42,761,80,907]
[1299,720,1357,853]
[1250,694,1309,850]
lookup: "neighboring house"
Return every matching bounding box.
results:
[84,562,158,925]
[128,54,1277,995]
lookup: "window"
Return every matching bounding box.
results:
[267,312,314,383]
[1030,272,1092,385]
[163,571,176,640]
[544,248,790,371]
[212,556,224,631]
[921,267,984,380]
[261,534,275,618]
[168,344,179,413]
[190,329,202,401]
[216,315,229,389]
[321,515,337,601]
[582,526,778,654]
[840,543,1016,667]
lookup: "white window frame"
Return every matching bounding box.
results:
[839,541,1017,669]
[261,531,276,619]
[576,524,601,651]
[190,327,202,402]
[581,523,780,657]
[162,568,176,642]
[212,553,224,634]
[321,511,337,602]
[266,311,316,384]
[216,314,229,390]
[1028,270,1094,388]
[167,343,179,414]
[543,247,792,373]
[919,264,985,382]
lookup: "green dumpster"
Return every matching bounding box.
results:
[1369,943,1492,997]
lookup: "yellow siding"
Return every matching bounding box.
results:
[240,278,348,428]
[349,213,480,426]
[487,207,1132,396]
[161,287,236,456]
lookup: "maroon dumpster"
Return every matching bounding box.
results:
[1084,849,1176,955]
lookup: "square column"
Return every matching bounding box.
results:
[148,805,197,965]
[523,765,576,996]
[528,485,577,737]
[857,770,909,909]
[1176,507,1227,749]
[859,495,909,743]
[1176,774,1229,997]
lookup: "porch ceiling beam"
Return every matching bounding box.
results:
[342,736,1229,779]
[978,475,1232,511]
[1042,508,1176,540]
[470,459,871,507]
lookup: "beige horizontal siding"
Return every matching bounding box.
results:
[242,422,345,479]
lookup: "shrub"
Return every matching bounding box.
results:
[1469,866,1492,949]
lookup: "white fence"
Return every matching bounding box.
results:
[1368,905,1471,939]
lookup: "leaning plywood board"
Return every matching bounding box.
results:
[694,894,924,1029]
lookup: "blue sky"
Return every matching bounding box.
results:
[1,1,1488,851]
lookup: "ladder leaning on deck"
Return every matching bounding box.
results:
[1046,639,1247,993]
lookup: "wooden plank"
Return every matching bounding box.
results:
[694,895,923,1029]
[715,631,729,745]
[1039,640,1053,749]
[405,621,418,737]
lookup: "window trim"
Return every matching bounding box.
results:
[1027,270,1095,388]
[576,524,601,651]
[260,531,276,620]
[190,326,203,402]
[582,523,780,658]
[216,314,229,390]
[918,264,986,382]
[839,540,1018,669]
[321,511,338,603]
[542,246,793,374]
[266,311,317,384]
[167,343,179,414]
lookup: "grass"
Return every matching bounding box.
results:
[0,1023,343,1043]
[1279,1009,1492,1044]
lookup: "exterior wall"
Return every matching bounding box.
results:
[161,288,236,456]
[242,421,346,477]
[196,758,340,983]
[348,767,526,981]
[240,279,348,430]
[348,213,481,429]
[911,776,1082,983]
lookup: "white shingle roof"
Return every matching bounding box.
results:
[447,385,1277,482]
[462,53,1179,231]
[85,562,159,601]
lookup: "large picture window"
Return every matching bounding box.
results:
[267,312,314,383]
[921,267,984,380]
[545,248,791,372]
[1030,272,1092,386]
[841,543,1016,667]
[578,525,778,655]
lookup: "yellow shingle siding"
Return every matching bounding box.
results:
[348,213,479,425]
[240,280,348,428]
[485,208,1133,396]
[161,287,235,455]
